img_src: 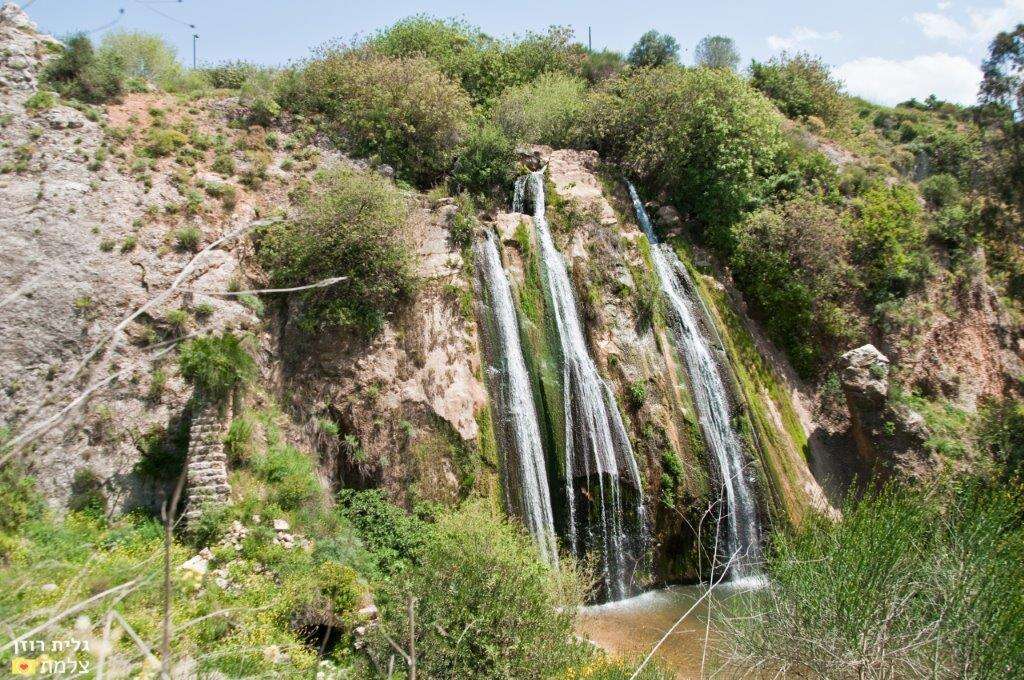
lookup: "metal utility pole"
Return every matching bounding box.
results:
[192,33,198,68]
[588,26,592,52]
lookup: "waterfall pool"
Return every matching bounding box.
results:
[576,583,760,678]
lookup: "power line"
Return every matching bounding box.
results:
[135,0,195,29]
[85,8,125,34]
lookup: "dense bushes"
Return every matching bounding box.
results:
[587,66,788,248]
[368,17,583,106]
[725,480,1024,678]
[43,31,201,102]
[749,53,849,127]
[978,397,1024,480]
[0,463,40,560]
[850,184,928,302]
[43,33,124,103]
[494,71,587,146]
[371,501,588,679]
[257,168,414,335]
[452,119,516,196]
[97,31,185,91]
[282,50,471,187]
[732,197,862,376]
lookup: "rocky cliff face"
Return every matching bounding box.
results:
[0,4,901,585]
[276,195,493,507]
[841,344,937,481]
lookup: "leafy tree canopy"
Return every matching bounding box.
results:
[627,30,680,68]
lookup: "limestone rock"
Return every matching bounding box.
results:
[39,106,86,130]
[516,146,544,171]
[840,344,936,481]
[656,204,682,230]
[180,553,209,577]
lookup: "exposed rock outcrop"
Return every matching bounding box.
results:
[841,344,937,481]
[279,195,490,508]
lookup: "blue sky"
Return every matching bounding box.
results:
[18,0,1024,106]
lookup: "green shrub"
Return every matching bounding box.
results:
[586,66,787,249]
[164,307,190,333]
[144,127,188,157]
[371,502,587,679]
[920,172,961,208]
[978,397,1024,480]
[452,120,515,196]
[582,49,625,84]
[851,184,928,301]
[282,49,471,187]
[627,379,648,410]
[447,193,478,249]
[252,444,320,511]
[68,468,106,514]
[336,488,426,576]
[174,225,201,252]
[0,464,41,560]
[134,419,189,481]
[732,196,861,376]
[178,332,256,402]
[289,560,362,633]
[238,69,281,126]
[96,31,183,91]
[750,53,849,127]
[224,416,255,464]
[42,33,125,103]
[368,17,582,106]
[257,168,414,335]
[146,368,167,401]
[211,152,235,176]
[201,60,264,89]
[725,480,1024,678]
[494,71,587,146]
[659,448,683,508]
[24,90,57,111]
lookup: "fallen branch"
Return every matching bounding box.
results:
[629,549,739,680]
[13,219,279,441]
[178,276,348,297]
[1,579,140,654]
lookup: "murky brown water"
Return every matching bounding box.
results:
[576,583,758,679]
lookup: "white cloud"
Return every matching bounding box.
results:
[914,1,1024,44]
[835,52,982,105]
[967,0,1024,39]
[938,1,954,9]
[914,12,970,41]
[766,26,842,52]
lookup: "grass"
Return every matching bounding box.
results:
[724,478,1024,678]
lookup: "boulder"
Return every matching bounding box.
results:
[515,146,544,171]
[655,204,683,230]
[840,344,937,481]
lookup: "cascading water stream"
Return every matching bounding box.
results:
[626,182,763,581]
[474,231,559,566]
[517,169,647,601]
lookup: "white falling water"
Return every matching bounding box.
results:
[518,169,646,600]
[475,231,560,566]
[627,181,763,580]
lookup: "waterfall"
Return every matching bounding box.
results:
[626,182,763,581]
[519,169,647,601]
[474,231,560,567]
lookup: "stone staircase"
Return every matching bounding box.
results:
[183,400,232,526]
